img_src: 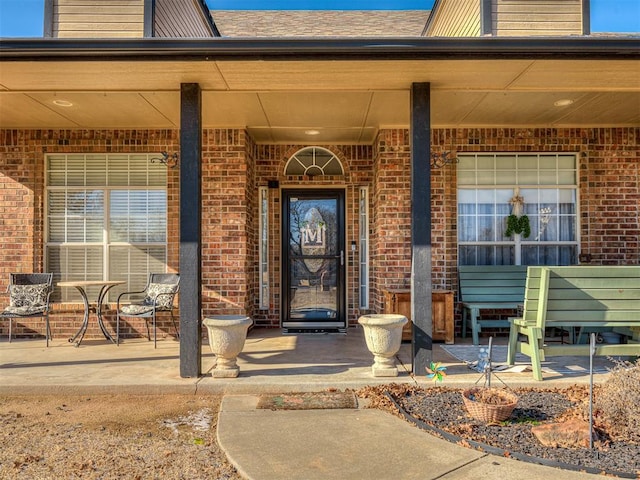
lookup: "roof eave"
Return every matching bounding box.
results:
[1,36,639,61]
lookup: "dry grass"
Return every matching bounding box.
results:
[0,394,242,480]
[594,357,640,444]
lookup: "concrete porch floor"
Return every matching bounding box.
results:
[0,327,620,395]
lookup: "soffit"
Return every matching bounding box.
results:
[0,58,638,143]
[1,58,637,91]
[0,61,229,91]
[24,91,176,127]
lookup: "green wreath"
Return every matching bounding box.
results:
[505,214,530,238]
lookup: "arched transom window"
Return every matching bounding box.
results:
[284,147,344,177]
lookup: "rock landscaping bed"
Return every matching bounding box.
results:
[359,383,640,478]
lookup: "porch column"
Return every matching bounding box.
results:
[410,82,433,374]
[179,83,203,378]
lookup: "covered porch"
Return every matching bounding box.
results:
[1,36,639,379]
[0,328,621,394]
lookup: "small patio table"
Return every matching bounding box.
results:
[58,280,125,347]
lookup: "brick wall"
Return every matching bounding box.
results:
[245,134,258,318]
[581,128,639,264]
[370,129,456,314]
[1,127,638,340]
[430,129,458,290]
[201,129,252,319]
[0,129,180,341]
[371,129,412,313]
[0,130,39,276]
[449,127,639,267]
[371,127,639,335]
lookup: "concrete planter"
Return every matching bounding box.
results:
[203,315,253,378]
[358,314,408,377]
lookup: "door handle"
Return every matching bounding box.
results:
[340,250,344,266]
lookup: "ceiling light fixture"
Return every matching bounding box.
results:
[53,99,73,107]
[553,99,574,107]
[304,129,320,136]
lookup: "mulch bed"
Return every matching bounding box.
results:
[358,384,640,479]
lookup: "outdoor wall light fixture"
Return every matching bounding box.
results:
[430,151,459,168]
[150,151,179,168]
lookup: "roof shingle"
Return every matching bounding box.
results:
[210,10,430,38]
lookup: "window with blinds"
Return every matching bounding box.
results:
[457,153,578,266]
[45,154,168,301]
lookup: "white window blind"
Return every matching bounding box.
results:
[46,153,168,301]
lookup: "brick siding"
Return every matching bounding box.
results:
[0,129,180,341]
[1,127,638,340]
[201,129,253,320]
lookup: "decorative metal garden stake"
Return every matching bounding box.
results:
[475,337,494,385]
[425,362,447,383]
[484,337,493,387]
[589,332,595,450]
[474,337,510,389]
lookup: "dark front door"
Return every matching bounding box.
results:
[282,189,346,332]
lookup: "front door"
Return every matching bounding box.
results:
[282,189,346,332]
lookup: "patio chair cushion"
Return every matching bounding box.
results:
[119,304,155,316]
[143,283,177,310]
[1,283,49,316]
[2,304,47,316]
[9,283,49,309]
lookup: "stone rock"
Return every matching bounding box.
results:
[531,419,594,448]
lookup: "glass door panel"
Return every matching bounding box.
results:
[282,190,345,332]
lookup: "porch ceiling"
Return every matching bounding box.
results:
[1,58,638,144]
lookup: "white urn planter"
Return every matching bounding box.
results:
[203,315,253,378]
[358,314,408,377]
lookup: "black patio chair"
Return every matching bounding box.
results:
[116,273,180,348]
[0,273,54,346]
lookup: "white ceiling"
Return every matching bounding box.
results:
[1,58,638,144]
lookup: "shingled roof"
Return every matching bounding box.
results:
[210,10,430,37]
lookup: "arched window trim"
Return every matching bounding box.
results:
[284,146,345,177]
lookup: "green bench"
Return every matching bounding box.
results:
[459,265,528,345]
[507,266,640,381]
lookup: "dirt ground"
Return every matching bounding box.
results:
[0,394,243,480]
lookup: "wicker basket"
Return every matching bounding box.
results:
[462,387,518,423]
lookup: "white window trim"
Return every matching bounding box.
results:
[359,186,369,309]
[258,186,269,310]
[284,146,345,176]
[457,153,579,266]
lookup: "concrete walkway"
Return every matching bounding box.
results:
[218,395,604,480]
[0,328,616,479]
